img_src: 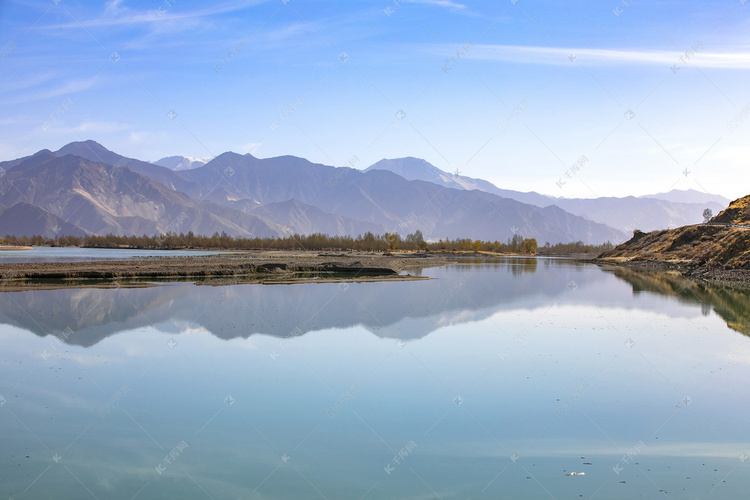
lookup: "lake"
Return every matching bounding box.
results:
[1,256,748,499]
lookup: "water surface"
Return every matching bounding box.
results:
[0,246,237,263]
[1,257,748,499]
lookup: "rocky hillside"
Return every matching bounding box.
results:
[710,194,750,226]
[598,195,750,270]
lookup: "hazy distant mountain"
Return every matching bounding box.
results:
[0,151,285,237]
[365,157,729,233]
[641,189,730,207]
[366,157,552,207]
[549,196,727,233]
[0,202,87,237]
[154,155,213,171]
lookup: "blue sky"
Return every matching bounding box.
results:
[1,0,749,199]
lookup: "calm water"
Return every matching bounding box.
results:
[1,257,749,499]
[0,247,237,263]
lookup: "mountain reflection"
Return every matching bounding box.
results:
[603,266,750,337]
[0,257,569,346]
[3,257,748,347]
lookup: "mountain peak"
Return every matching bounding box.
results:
[642,189,730,207]
[56,140,109,155]
[365,157,553,207]
[54,140,129,167]
[153,155,214,171]
[366,157,444,177]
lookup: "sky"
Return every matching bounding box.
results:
[0,0,749,200]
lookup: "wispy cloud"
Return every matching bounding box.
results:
[40,0,271,31]
[10,76,102,104]
[404,0,467,10]
[0,71,58,94]
[0,117,36,126]
[71,121,131,134]
[453,44,750,69]
[403,0,483,18]
[104,0,126,17]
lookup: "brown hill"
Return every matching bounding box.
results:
[710,194,750,226]
[599,195,750,270]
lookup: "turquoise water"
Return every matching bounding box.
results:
[0,246,237,263]
[0,257,748,499]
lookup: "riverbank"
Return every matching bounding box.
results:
[0,250,456,289]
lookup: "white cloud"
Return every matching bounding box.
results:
[459,44,750,69]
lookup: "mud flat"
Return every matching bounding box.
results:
[0,250,455,289]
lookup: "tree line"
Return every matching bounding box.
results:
[0,231,613,255]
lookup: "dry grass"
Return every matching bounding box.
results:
[711,194,750,225]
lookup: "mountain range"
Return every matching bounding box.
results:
[366,158,728,233]
[0,140,728,244]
